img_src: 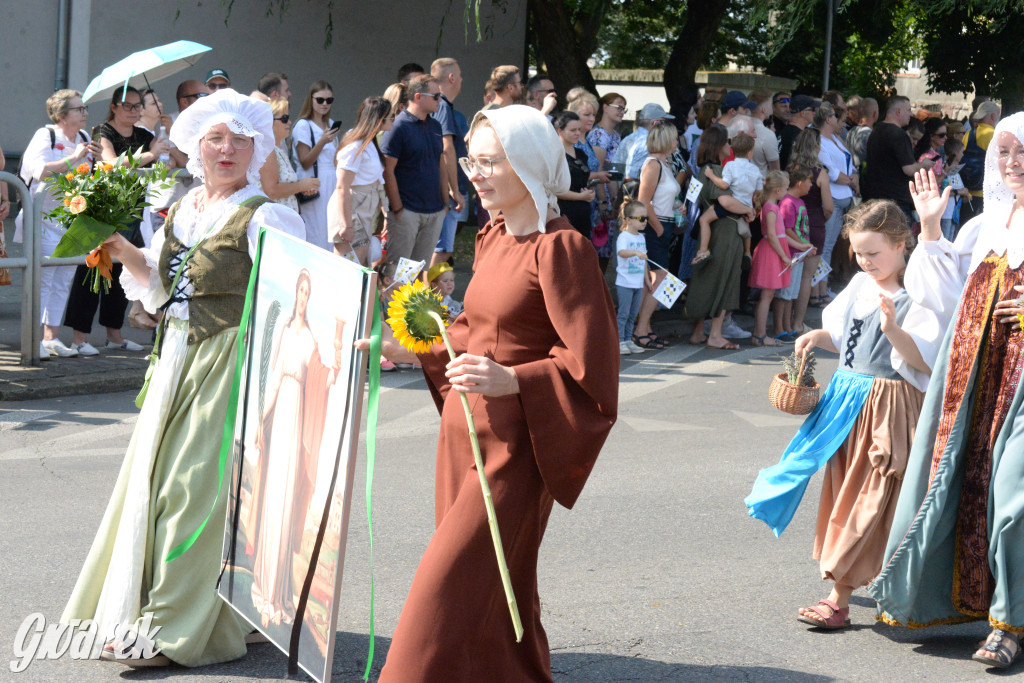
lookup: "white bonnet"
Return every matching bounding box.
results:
[984,112,1024,213]
[470,104,569,233]
[169,88,275,184]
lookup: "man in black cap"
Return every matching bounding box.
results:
[772,92,791,138]
[204,68,231,91]
[780,95,817,169]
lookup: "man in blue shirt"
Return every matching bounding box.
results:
[381,75,451,278]
[614,103,674,180]
[429,57,468,268]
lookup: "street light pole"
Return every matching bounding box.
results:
[822,0,835,92]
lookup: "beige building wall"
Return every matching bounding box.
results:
[1,0,525,157]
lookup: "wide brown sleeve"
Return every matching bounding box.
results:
[514,229,619,509]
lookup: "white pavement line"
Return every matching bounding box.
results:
[732,409,806,428]
[1,416,138,461]
[0,409,59,431]
[618,345,774,403]
[618,416,711,432]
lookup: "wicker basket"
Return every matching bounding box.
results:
[768,351,820,415]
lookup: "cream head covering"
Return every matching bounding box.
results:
[169,88,275,185]
[983,112,1024,213]
[470,104,569,233]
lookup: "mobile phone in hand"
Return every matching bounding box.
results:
[330,120,342,132]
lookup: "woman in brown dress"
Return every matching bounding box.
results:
[370,104,619,681]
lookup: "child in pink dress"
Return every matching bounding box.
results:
[749,171,799,346]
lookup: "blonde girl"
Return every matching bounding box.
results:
[747,171,794,346]
[746,199,931,630]
[615,199,653,354]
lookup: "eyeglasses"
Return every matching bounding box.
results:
[274,114,290,124]
[458,155,508,178]
[935,132,948,138]
[418,92,442,100]
[202,134,254,151]
[627,216,648,223]
[181,92,208,102]
[774,97,791,104]
[118,102,143,112]
[534,88,556,95]
[608,104,628,114]
[314,97,335,105]
[207,82,231,90]
[65,105,89,115]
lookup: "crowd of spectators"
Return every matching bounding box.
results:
[8,60,1004,363]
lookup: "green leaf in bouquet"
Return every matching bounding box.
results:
[51,214,119,258]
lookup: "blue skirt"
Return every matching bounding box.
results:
[745,369,874,537]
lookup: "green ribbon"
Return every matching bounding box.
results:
[363,295,382,680]
[165,226,265,563]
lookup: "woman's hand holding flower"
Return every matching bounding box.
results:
[445,354,519,396]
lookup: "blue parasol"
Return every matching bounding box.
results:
[81,40,212,104]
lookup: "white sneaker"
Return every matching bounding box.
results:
[42,338,79,357]
[722,319,752,339]
[106,339,144,352]
[39,341,52,361]
[73,342,100,356]
[619,341,632,355]
[627,341,646,353]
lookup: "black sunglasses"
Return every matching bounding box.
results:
[314,97,334,105]
[275,114,290,124]
[418,92,442,100]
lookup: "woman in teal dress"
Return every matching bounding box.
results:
[868,113,1024,669]
[61,89,304,667]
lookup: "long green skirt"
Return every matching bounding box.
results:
[62,323,248,666]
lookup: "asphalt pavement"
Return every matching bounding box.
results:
[0,337,1003,682]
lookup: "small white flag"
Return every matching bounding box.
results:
[685,177,704,204]
[394,257,426,285]
[653,273,686,309]
[811,260,832,287]
[949,173,965,191]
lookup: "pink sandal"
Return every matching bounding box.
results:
[796,598,851,630]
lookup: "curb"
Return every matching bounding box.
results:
[0,368,144,402]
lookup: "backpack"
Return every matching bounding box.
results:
[17,126,90,192]
[960,127,986,192]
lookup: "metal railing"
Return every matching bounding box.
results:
[0,171,96,367]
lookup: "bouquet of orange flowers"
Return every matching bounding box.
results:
[46,149,172,292]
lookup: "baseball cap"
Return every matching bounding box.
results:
[638,103,675,121]
[204,68,231,85]
[972,100,1000,121]
[721,90,747,112]
[790,95,819,113]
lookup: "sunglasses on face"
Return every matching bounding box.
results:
[774,97,791,104]
[274,114,290,124]
[935,132,948,138]
[182,92,207,102]
[207,82,231,90]
[608,104,628,113]
[628,215,648,223]
[418,92,442,100]
[314,97,334,105]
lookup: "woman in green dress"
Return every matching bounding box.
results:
[61,89,305,667]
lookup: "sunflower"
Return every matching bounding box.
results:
[386,280,448,354]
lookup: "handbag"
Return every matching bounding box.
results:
[296,123,321,205]
[136,197,261,408]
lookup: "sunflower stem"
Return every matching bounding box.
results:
[426,311,523,643]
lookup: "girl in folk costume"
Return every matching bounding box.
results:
[745,199,933,629]
[62,90,306,667]
[247,268,340,628]
[869,113,1024,669]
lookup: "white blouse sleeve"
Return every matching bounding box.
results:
[821,272,863,352]
[890,304,934,393]
[247,202,306,258]
[899,217,980,370]
[119,229,169,315]
[21,128,53,184]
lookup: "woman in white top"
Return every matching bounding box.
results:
[816,102,859,275]
[292,80,339,250]
[327,96,392,265]
[16,89,100,358]
[259,98,320,213]
[632,121,681,349]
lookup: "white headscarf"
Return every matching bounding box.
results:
[471,104,569,233]
[983,112,1024,213]
[168,88,275,184]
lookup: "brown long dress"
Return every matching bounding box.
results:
[378,215,619,682]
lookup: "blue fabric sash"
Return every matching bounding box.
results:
[745,369,875,537]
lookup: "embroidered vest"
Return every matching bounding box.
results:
[158,196,270,344]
